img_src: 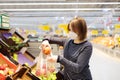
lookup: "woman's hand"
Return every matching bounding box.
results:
[40,40,52,55]
[47,55,58,63]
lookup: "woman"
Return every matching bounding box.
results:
[44,17,93,80]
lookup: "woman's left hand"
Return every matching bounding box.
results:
[47,55,58,63]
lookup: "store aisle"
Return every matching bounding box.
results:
[90,47,120,80]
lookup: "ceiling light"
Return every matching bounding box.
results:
[0,2,120,5]
[1,8,113,11]
[0,0,66,1]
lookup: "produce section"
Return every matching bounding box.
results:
[0,26,58,80]
[91,33,120,59]
[91,36,115,48]
[0,19,120,80]
[0,0,120,79]
[0,28,39,80]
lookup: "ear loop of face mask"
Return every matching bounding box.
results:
[68,31,77,39]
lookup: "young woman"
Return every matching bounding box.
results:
[44,17,93,80]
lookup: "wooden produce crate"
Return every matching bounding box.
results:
[0,53,17,80]
[6,64,40,80]
[16,51,35,67]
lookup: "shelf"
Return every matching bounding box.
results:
[92,43,120,59]
[0,27,10,30]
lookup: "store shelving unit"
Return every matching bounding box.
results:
[1,28,37,64]
[92,43,120,59]
[0,28,40,79]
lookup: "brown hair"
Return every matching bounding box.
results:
[68,17,87,40]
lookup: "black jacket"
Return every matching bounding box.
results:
[46,37,93,80]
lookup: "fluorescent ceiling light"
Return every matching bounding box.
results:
[0,0,66,1]
[1,8,113,11]
[0,2,120,5]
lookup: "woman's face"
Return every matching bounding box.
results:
[68,22,78,39]
[68,17,87,40]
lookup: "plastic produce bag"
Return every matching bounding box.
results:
[34,40,56,80]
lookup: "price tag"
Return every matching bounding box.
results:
[102,30,109,35]
[38,25,50,31]
[91,30,98,35]
[115,24,120,29]
[58,24,68,33]
[0,14,10,28]
[43,25,50,31]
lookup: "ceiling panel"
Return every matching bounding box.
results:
[0,0,119,29]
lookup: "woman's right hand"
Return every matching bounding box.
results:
[40,40,52,55]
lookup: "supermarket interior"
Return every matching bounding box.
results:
[0,0,120,80]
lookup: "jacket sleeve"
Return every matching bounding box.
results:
[57,43,93,73]
[43,36,67,46]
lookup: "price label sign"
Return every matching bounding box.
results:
[91,30,98,35]
[0,14,10,28]
[38,25,50,31]
[115,24,120,29]
[42,25,50,31]
[58,24,68,33]
[58,24,67,28]
[102,30,109,35]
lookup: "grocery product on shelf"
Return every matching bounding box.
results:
[91,34,120,60]
[0,53,17,80]
[91,36,115,48]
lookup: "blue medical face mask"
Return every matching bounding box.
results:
[68,31,77,39]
